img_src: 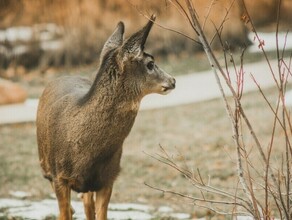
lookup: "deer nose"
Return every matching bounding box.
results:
[170,77,176,89]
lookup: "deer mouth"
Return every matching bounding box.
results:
[161,84,175,94]
[162,86,174,92]
[162,81,175,91]
[160,78,176,94]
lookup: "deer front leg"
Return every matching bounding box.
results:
[51,181,75,217]
[82,192,95,220]
[54,180,73,220]
[95,186,113,220]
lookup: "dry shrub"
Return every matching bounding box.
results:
[147,1,292,218]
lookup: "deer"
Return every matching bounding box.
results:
[36,15,175,220]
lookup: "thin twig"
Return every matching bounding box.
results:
[128,0,201,44]
[147,147,250,205]
[202,0,216,30]
[209,0,236,47]
[144,182,252,214]
[240,0,280,91]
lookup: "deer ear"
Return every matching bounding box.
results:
[100,21,125,61]
[121,15,156,58]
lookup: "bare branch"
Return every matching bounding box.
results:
[144,182,252,215]
[127,0,201,45]
[135,0,292,218]
[209,0,236,47]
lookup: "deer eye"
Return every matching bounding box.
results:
[146,61,154,71]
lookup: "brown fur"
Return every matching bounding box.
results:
[36,16,175,220]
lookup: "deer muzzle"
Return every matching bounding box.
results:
[160,77,176,94]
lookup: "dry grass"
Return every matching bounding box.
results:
[0,83,287,217]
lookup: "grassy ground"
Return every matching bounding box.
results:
[0,81,288,218]
[1,49,291,218]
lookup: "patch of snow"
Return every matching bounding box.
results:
[0,26,33,42]
[248,32,292,53]
[8,203,57,220]
[108,210,153,220]
[235,216,254,220]
[0,23,64,57]
[70,199,85,214]
[0,23,62,43]
[158,206,174,213]
[9,191,32,199]
[0,198,29,209]
[5,199,81,220]
[109,203,153,212]
[169,212,191,219]
[0,199,156,220]
[3,40,64,56]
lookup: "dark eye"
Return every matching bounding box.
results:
[147,61,154,71]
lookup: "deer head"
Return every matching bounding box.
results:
[100,15,176,98]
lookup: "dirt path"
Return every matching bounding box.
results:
[141,59,279,109]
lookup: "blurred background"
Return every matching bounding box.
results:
[0,0,291,71]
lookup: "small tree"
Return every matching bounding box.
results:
[141,0,292,219]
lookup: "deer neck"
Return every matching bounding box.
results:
[81,69,141,117]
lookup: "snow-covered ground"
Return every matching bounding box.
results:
[0,24,62,42]
[0,196,258,220]
[0,24,63,57]
[0,197,191,220]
